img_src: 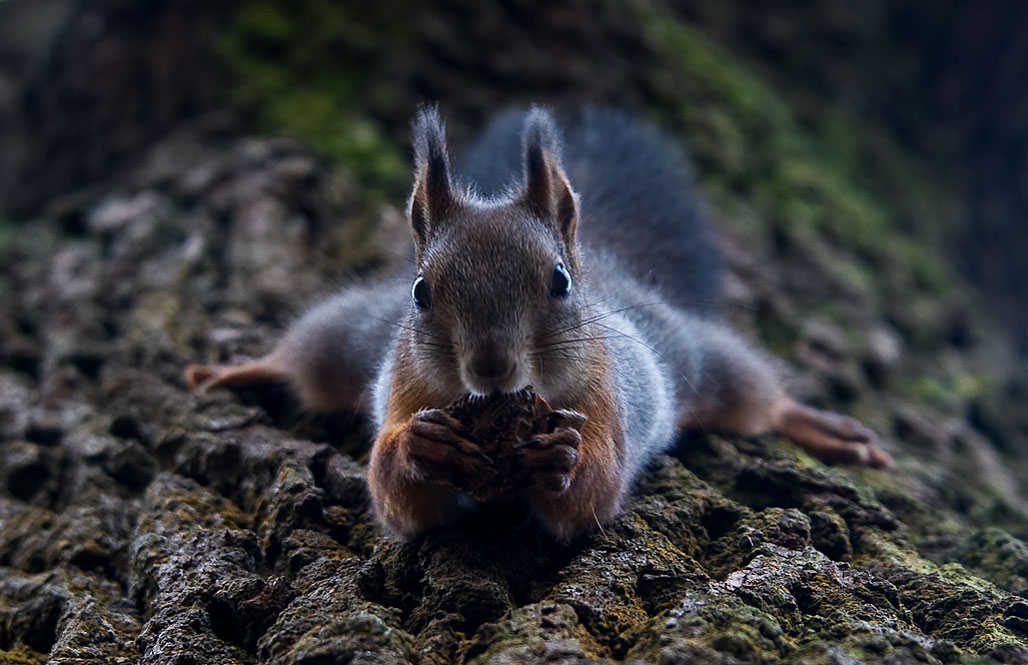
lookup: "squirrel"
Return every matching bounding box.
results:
[185,106,893,541]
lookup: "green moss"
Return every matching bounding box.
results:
[957,528,1028,595]
[627,1,956,305]
[217,0,410,194]
[895,369,985,413]
[0,219,19,253]
[625,590,793,662]
[0,643,48,665]
[216,0,960,311]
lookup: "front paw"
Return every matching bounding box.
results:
[405,409,491,491]
[519,426,582,493]
[533,408,588,435]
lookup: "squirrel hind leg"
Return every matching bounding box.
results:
[675,323,893,469]
[184,352,372,415]
[183,355,288,393]
[682,391,895,470]
[769,400,895,470]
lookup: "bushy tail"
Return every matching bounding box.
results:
[456,107,722,313]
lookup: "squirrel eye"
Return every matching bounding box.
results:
[411,274,432,310]
[550,262,572,298]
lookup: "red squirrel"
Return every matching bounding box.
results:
[185,107,893,541]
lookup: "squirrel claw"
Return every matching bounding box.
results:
[184,364,223,392]
[813,411,875,445]
[774,401,895,470]
[519,428,581,493]
[864,443,895,470]
[406,409,491,486]
[534,409,588,434]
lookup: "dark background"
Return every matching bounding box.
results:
[0,0,1025,357]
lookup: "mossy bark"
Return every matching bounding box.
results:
[1,1,1027,663]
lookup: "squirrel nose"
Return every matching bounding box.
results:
[468,343,516,384]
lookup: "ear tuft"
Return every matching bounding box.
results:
[413,106,451,181]
[520,106,579,247]
[521,106,562,181]
[409,105,456,252]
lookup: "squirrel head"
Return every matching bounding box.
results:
[404,107,587,398]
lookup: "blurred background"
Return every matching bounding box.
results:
[1,0,1026,452]
[1,0,1026,361]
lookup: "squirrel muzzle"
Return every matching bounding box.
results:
[462,339,524,395]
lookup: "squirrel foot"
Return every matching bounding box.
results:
[519,420,582,493]
[183,357,287,393]
[406,409,492,491]
[773,401,894,470]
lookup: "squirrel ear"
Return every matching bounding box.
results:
[408,107,457,252]
[519,107,579,248]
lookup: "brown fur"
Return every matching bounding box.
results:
[184,351,373,414]
[770,399,894,469]
[367,363,463,537]
[527,359,624,540]
[184,356,288,393]
[184,107,894,542]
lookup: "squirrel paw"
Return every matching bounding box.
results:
[809,410,874,444]
[533,408,588,434]
[775,402,894,470]
[806,410,894,469]
[183,358,286,393]
[406,409,492,489]
[519,426,582,493]
[184,363,225,391]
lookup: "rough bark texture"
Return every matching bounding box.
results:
[0,125,1026,664]
[2,1,1028,663]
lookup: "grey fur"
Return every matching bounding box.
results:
[458,107,723,313]
[277,278,408,412]
[276,107,785,510]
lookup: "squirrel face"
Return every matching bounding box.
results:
[412,208,578,396]
[404,108,585,399]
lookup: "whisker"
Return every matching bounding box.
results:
[542,298,758,343]
[538,301,667,341]
[671,297,759,312]
[535,323,704,400]
[589,321,704,399]
[367,314,453,351]
[534,334,652,349]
